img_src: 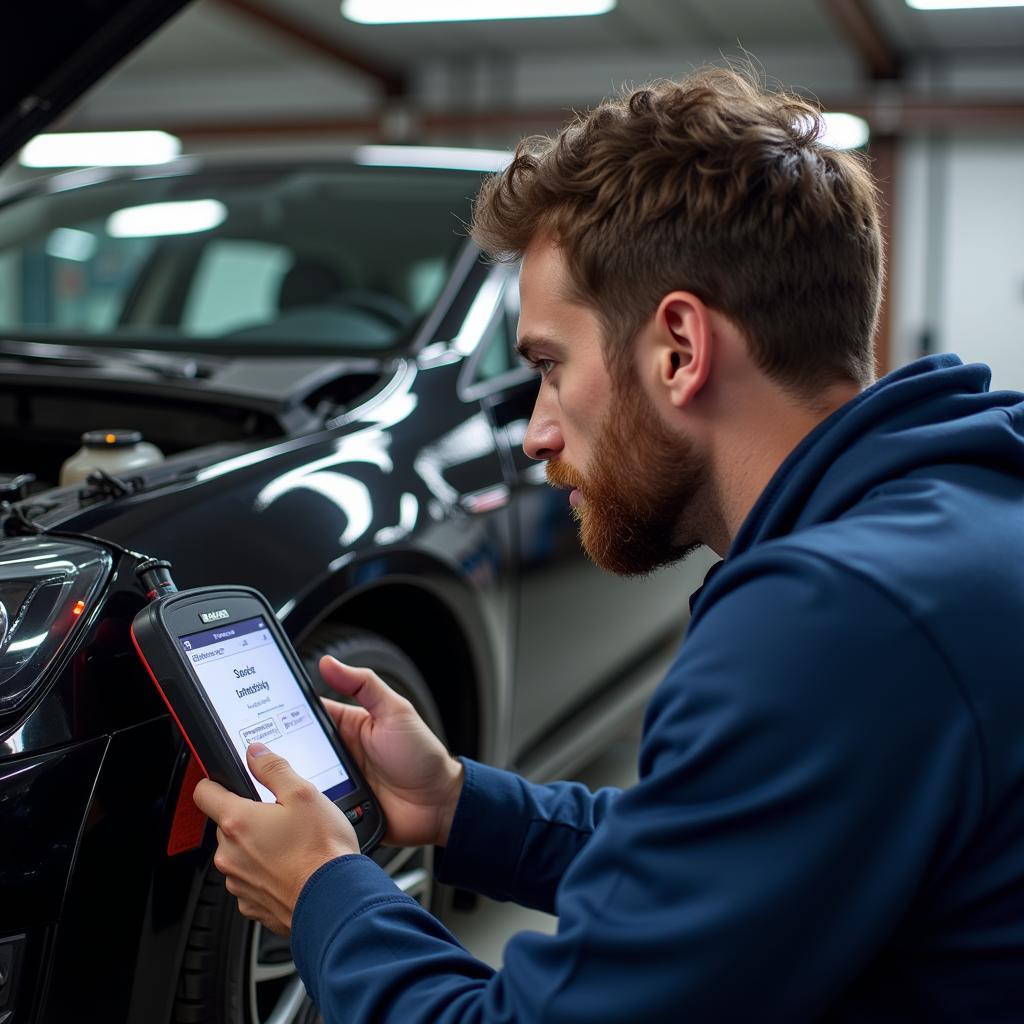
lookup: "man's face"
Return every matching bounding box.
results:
[518,239,707,576]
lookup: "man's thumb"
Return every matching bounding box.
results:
[246,743,302,799]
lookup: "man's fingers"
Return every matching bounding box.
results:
[318,657,399,719]
[194,777,237,824]
[245,744,307,802]
[320,698,370,753]
[320,696,369,731]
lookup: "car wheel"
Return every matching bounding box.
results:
[171,626,448,1024]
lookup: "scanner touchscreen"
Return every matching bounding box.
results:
[181,615,355,803]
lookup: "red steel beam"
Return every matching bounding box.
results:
[213,0,407,97]
[112,96,1024,144]
[820,0,902,80]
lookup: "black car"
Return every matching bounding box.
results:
[0,5,711,1022]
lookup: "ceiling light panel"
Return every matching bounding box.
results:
[20,131,181,168]
[342,0,616,25]
[906,1,1024,9]
[820,113,871,150]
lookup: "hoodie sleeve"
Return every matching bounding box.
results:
[290,547,985,1023]
[432,758,623,914]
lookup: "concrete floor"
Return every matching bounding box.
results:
[446,712,643,969]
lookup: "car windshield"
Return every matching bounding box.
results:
[0,163,482,355]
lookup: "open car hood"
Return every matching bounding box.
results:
[0,0,192,168]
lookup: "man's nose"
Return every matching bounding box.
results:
[523,402,564,462]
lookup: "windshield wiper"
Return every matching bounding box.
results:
[0,338,209,380]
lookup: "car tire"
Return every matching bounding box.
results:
[171,625,449,1024]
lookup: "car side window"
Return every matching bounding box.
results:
[471,272,521,385]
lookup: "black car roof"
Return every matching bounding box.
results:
[0,0,192,168]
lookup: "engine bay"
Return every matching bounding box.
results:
[0,383,283,494]
[0,352,388,496]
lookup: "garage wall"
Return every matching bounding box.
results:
[892,55,1024,388]
[938,140,1024,391]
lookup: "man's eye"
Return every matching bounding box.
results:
[518,353,556,377]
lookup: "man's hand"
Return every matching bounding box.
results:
[317,656,465,849]
[193,656,465,935]
[193,744,356,937]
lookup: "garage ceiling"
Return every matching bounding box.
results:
[868,0,1024,52]
[50,0,1024,141]
[279,0,843,55]
[122,0,1024,73]
[129,0,843,69]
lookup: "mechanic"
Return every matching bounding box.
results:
[193,66,1024,1021]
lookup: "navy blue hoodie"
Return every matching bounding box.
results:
[292,354,1024,1021]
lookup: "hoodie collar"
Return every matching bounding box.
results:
[688,353,976,614]
[726,354,972,559]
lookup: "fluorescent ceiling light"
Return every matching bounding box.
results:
[45,227,98,263]
[107,199,227,238]
[342,0,615,24]
[354,145,511,172]
[820,112,870,150]
[20,131,181,168]
[793,112,869,150]
[906,0,1024,9]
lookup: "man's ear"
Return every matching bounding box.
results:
[652,292,712,408]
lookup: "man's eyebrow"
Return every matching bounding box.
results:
[515,335,567,362]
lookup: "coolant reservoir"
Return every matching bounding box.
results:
[59,429,165,486]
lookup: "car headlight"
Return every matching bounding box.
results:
[0,536,112,716]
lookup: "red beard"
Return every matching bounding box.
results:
[546,370,708,576]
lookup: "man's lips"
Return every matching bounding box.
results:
[545,463,583,506]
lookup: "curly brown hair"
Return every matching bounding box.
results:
[471,67,883,393]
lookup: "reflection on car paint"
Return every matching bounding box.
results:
[414,412,498,508]
[374,492,420,546]
[327,361,419,430]
[256,431,393,507]
[460,485,511,515]
[417,342,461,369]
